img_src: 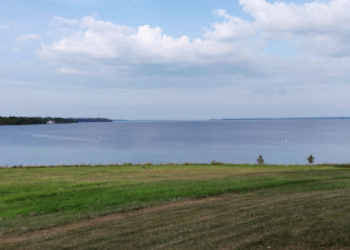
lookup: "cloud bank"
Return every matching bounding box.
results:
[38,0,350,92]
[40,11,260,76]
[240,0,350,57]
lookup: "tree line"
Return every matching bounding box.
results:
[0,116,77,126]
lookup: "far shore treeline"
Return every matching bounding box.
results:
[0,116,112,126]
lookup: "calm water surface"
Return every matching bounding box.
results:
[1,120,350,166]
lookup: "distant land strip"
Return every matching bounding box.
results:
[0,116,112,126]
[212,117,350,121]
[112,117,350,122]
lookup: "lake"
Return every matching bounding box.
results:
[1,120,350,166]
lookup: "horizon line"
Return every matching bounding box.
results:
[112,116,350,121]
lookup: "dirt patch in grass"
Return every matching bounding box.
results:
[0,196,219,245]
[2,189,350,250]
[1,165,350,249]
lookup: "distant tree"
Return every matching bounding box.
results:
[257,155,264,165]
[210,160,224,165]
[307,155,315,164]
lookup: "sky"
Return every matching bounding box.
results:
[1,0,350,120]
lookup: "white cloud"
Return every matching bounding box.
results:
[57,67,96,75]
[0,24,10,30]
[51,16,79,26]
[40,15,261,74]
[38,0,350,93]
[206,9,255,41]
[17,34,42,43]
[240,0,350,33]
[41,0,350,74]
[239,0,350,56]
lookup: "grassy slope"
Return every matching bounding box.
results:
[1,164,350,249]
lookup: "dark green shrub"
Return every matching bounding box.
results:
[257,155,264,165]
[307,155,315,164]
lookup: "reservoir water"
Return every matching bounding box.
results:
[1,120,350,166]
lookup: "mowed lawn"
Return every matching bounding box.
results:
[1,164,350,249]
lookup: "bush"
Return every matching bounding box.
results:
[210,160,225,165]
[257,155,264,165]
[307,155,315,164]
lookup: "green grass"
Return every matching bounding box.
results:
[0,164,347,229]
[1,164,350,249]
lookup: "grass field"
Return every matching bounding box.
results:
[1,164,350,249]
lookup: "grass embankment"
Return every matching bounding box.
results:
[1,164,350,249]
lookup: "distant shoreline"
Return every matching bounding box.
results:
[212,117,350,121]
[0,117,112,126]
[113,117,350,122]
[2,163,350,169]
[2,116,349,126]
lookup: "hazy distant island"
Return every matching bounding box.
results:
[0,116,112,126]
[72,118,113,123]
[212,117,350,121]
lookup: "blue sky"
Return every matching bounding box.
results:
[1,0,350,119]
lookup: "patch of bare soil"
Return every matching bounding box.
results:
[0,195,225,246]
